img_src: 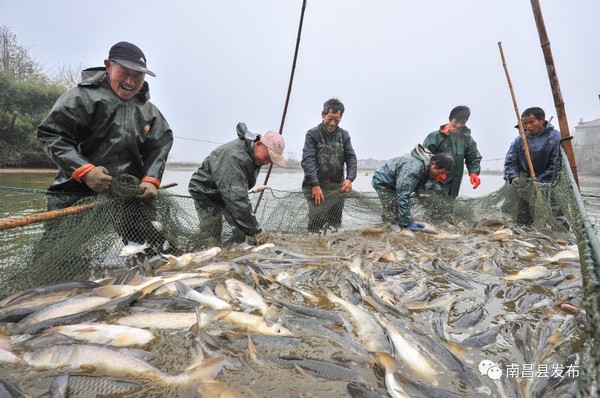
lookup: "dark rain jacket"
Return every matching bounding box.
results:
[371,145,433,226]
[423,126,481,198]
[301,123,357,188]
[37,67,173,195]
[188,126,262,236]
[504,122,561,184]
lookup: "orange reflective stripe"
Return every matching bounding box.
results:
[141,176,160,188]
[72,164,95,182]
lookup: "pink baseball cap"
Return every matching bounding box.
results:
[261,131,286,167]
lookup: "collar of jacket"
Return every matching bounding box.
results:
[318,123,338,135]
[78,67,150,103]
[439,123,458,135]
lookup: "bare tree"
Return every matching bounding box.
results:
[0,26,43,79]
[52,63,84,89]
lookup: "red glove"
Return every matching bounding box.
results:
[470,173,481,189]
[434,173,447,182]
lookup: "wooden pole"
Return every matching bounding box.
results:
[253,0,307,214]
[498,42,537,179]
[530,0,580,189]
[0,202,96,231]
[0,182,178,231]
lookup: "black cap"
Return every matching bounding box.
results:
[108,41,156,77]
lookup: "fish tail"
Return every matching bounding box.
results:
[185,357,224,383]
[167,356,224,386]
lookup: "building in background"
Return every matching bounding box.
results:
[573,117,600,175]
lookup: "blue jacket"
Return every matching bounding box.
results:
[371,145,433,226]
[503,122,560,183]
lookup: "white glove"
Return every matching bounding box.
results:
[249,184,267,193]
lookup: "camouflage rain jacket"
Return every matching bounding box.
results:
[188,124,262,236]
[371,145,433,226]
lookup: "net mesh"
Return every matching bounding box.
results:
[0,150,599,396]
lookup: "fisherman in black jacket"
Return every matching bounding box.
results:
[37,41,173,251]
[301,98,357,232]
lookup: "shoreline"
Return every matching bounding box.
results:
[0,167,508,175]
[0,168,58,174]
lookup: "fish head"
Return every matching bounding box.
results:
[260,321,295,337]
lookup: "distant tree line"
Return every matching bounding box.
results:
[0,26,77,168]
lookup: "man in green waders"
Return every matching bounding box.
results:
[301,98,357,232]
[422,105,482,198]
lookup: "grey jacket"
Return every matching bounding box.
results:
[301,123,357,188]
[188,124,262,236]
[371,145,433,226]
[38,67,173,195]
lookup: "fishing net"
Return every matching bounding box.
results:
[0,150,599,395]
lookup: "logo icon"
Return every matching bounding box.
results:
[479,359,502,380]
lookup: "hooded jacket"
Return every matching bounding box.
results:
[503,122,561,184]
[37,67,173,195]
[371,145,433,226]
[423,126,481,198]
[188,124,262,236]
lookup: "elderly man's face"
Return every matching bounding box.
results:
[104,60,145,100]
[322,110,342,133]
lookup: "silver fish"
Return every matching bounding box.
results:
[375,352,410,398]
[224,278,269,317]
[503,265,550,281]
[23,344,224,387]
[119,241,151,257]
[176,282,232,311]
[327,290,389,353]
[269,355,360,381]
[46,323,156,347]
[35,374,140,398]
[376,315,438,382]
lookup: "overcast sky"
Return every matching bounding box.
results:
[2,0,599,170]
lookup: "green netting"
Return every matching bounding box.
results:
[1,150,599,395]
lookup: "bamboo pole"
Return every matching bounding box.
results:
[530,0,580,189]
[0,182,177,231]
[253,0,307,214]
[0,202,96,231]
[498,42,537,179]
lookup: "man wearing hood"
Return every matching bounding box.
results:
[371,145,454,229]
[37,41,173,249]
[188,123,285,245]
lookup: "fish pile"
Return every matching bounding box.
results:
[0,220,586,397]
